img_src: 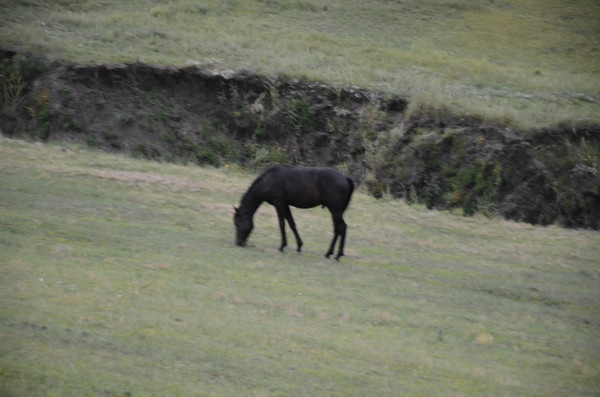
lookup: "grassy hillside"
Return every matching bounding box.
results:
[1,137,599,395]
[1,0,599,129]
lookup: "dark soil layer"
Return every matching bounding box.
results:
[1,49,598,229]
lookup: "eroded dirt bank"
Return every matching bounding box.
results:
[1,49,598,229]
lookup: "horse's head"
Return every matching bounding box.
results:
[233,207,253,247]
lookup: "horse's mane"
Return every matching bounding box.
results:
[240,164,280,207]
[241,173,263,202]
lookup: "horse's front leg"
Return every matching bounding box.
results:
[283,206,303,252]
[275,205,288,252]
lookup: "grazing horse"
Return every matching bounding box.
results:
[234,164,354,260]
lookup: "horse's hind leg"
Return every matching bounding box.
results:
[325,233,338,259]
[326,212,346,260]
[335,217,347,260]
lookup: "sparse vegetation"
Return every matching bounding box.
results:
[119,114,134,125]
[32,91,52,140]
[103,130,121,148]
[0,62,26,118]
[281,98,315,136]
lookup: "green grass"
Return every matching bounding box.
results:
[1,137,599,395]
[1,0,599,129]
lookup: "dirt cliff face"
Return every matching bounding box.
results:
[1,49,598,229]
[369,119,599,228]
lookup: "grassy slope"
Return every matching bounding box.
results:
[1,0,599,129]
[1,137,599,396]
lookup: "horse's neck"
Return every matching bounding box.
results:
[239,189,263,217]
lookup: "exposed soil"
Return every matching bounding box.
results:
[1,48,599,229]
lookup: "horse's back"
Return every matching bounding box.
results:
[262,164,352,210]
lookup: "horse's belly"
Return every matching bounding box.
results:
[290,201,320,209]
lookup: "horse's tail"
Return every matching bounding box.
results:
[344,177,355,209]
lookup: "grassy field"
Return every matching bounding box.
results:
[1,137,599,395]
[1,0,599,129]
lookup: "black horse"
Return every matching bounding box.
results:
[234,164,354,260]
